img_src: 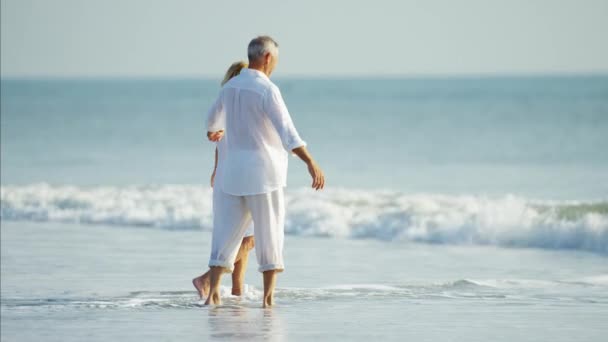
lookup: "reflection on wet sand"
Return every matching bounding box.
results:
[207,304,286,341]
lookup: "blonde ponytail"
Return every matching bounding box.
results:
[221,61,248,86]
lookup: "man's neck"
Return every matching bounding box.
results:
[248,63,269,77]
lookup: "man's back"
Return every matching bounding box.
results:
[207,68,306,196]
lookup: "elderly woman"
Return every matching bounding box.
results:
[193,61,255,299]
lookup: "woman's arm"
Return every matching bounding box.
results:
[206,92,225,137]
[211,146,218,187]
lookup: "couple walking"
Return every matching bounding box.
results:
[193,36,325,307]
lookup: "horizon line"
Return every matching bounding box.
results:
[1,71,608,81]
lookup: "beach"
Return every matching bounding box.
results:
[2,221,607,341]
[1,76,608,341]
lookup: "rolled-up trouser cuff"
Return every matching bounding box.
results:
[258,264,284,273]
[209,259,234,273]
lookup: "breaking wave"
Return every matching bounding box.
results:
[1,183,607,253]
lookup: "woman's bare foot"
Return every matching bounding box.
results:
[192,274,210,299]
[204,291,221,305]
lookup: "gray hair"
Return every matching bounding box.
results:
[247,36,279,62]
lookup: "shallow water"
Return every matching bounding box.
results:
[2,221,607,341]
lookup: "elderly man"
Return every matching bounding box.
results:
[205,36,325,307]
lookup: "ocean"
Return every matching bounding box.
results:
[1,76,608,341]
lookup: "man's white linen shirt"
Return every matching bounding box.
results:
[207,68,306,196]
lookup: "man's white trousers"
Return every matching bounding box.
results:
[209,188,285,273]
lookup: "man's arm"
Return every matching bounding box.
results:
[265,86,325,190]
[264,86,307,151]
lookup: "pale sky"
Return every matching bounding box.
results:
[1,0,608,77]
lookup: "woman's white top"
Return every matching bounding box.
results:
[206,68,306,196]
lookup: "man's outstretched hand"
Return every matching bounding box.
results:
[292,146,325,190]
[207,130,225,142]
[307,160,325,190]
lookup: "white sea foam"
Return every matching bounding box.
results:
[3,277,607,311]
[1,183,607,253]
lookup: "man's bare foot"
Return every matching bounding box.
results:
[263,295,274,308]
[231,286,243,296]
[204,292,221,305]
[262,270,277,308]
[192,274,210,299]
